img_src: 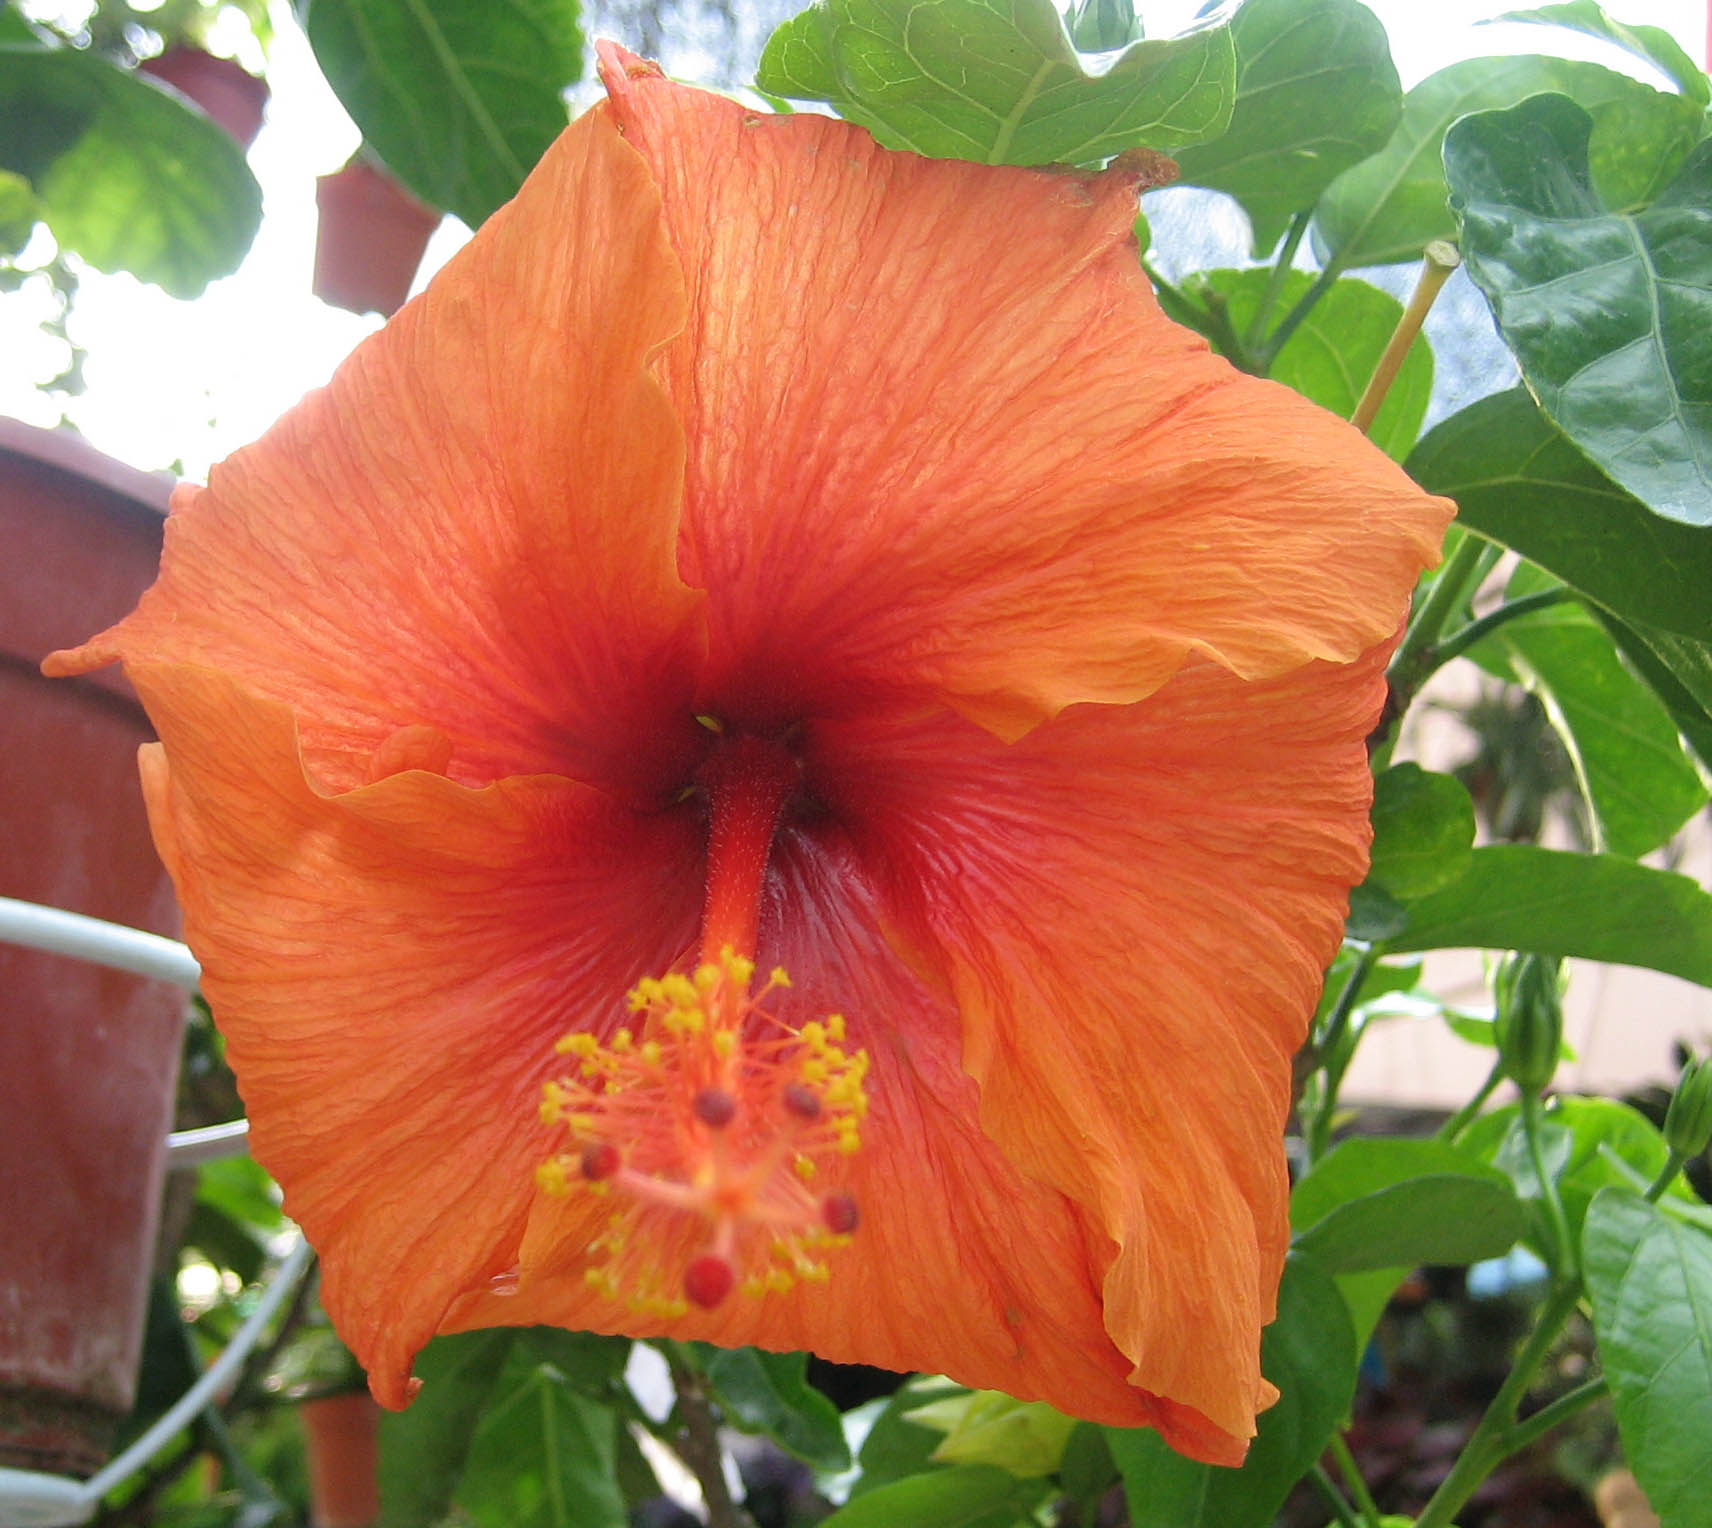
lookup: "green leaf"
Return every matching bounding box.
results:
[1465,573,1705,856]
[1603,616,1712,770]
[377,1330,516,1528]
[1200,268,1432,458]
[456,1346,626,1528]
[1584,1190,1712,1528]
[302,0,582,229]
[906,1390,1075,1478]
[851,1379,959,1496]
[1390,845,1712,988]
[1447,94,1712,526]
[1462,1097,1687,1244]
[817,1464,1045,1528]
[704,1347,850,1472]
[1291,1137,1523,1272]
[516,1328,632,1397]
[1408,389,1712,644]
[1171,0,1400,254]
[756,0,1234,165]
[1107,1255,1357,1528]
[1313,54,1701,268]
[0,36,261,296]
[1501,2,1710,105]
[1364,764,1476,898]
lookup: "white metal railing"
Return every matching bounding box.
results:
[0,899,278,1528]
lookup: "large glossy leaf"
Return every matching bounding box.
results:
[1313,54,1701,268]
[1390,845,1712,988]
[0,34,261,296]
[378,1330,517,1528]
[1200,267,1432,457]
[1466,569,1705,857]
[1584,1190,1712,1528]
[1170,0,1400,254]
[1447,94,1712,526]
[755,0,1234,165]
[302,0,582,229]
[1502,2,1710,105]
[1291,1137,1523,1273]
[1408,390,1712,644]
[1107,1256,1357,1528]
[456,1345,626,1528]
[704,1347,850,1472]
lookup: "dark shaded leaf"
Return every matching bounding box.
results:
[0,34,260,295]
[817,1464,1044,1527]
[1408,389,1712,644]
[1390,845,1712,988]
[302,0,582,228]
[1446,94,1712,525]
[756,0,1234,165]
[1313,54,1700,268]
[1584,1190,1712,1528]
[1172,0,1400,254]
[378,1330,516,1528]
[1603,616,1712,769]
[1107,1256,1357,1528]
[705,1347,850,1472]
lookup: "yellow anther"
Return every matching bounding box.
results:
[826,1014,846,1042]
[766,1267,794,1294]
[661,973,698,1007]
[801,1058,828,1084]
[536,1158,570,1196]
[725,952,755,986]
[640,1040,662,1067]
[801,1021,825,1047]
[801,1262,830,1284]
[557,1032,600,1057]
[613,1028,633,1052]
[769,967,791,988]
[713,1030,737,1059]
[693,962,722,994]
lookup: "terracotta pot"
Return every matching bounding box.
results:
[313,159,441,319]
[299,1392,381,1527]
[0,420,183,1476]
[138,47,269,150]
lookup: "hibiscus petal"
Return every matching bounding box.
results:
[47,106,703,799]
[129,663,702,1405]
[599,46,1450,738]
[807,645,1391,1456]
[445,826,1171,1435]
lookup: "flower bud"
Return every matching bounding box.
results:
[1493,953,1563,1095]
[1665,1056,1712,1160]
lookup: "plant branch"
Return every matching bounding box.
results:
[1329,1432,1385,1527]
[1414,1283,1584,1528]
[1438,1061,1504,1145]
[1521,1092,1577,1278]
[1245,210,1312,353]
[666,1351,752,1528]
[1255,254,1344,369]
[1349,241,1461,434]
[1308,1462,1364,1528]
[1428,588,1577,670]
[1304,946,1379,1162]
[1502,1377,1609,1457]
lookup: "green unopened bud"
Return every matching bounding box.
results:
[1665,1056,1712,1159]
[906,1388,1076,1479]
[1493,953,1564,1095]
[1067,0,1141,51]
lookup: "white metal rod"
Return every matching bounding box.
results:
[0,899,199,990]
[165,1120,251,1168]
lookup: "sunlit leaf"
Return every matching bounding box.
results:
[756,0,1234,165]
[1172,0,1400,254]
[1501,2,1710,104]
[1313,54,1700,268]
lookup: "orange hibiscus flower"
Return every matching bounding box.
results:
[50,46,1450,1465]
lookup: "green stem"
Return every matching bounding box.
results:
[1646,1149,1691,1201]
[1348,241,1461,435]
[1426,589,1577,672]
[1414,1283,1584,1528]
[1438,1062,1504,1145]
[1521,1092,1577,1278]
[1328,1433,1384,1528]
[1306,946,1379,1163]
[1255,255,1345,369]
[1245,210,1312,354]
[1308,1464,1364,1528]
[1501,1377,1609,1457]
[1143,260,1221,344]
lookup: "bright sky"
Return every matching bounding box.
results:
[1,0,1703,478]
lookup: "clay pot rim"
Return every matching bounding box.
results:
[0,418,174,518]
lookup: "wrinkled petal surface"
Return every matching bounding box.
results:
[600,46,1450,736]
[49,106,703,799]
[132,664,701,1404]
